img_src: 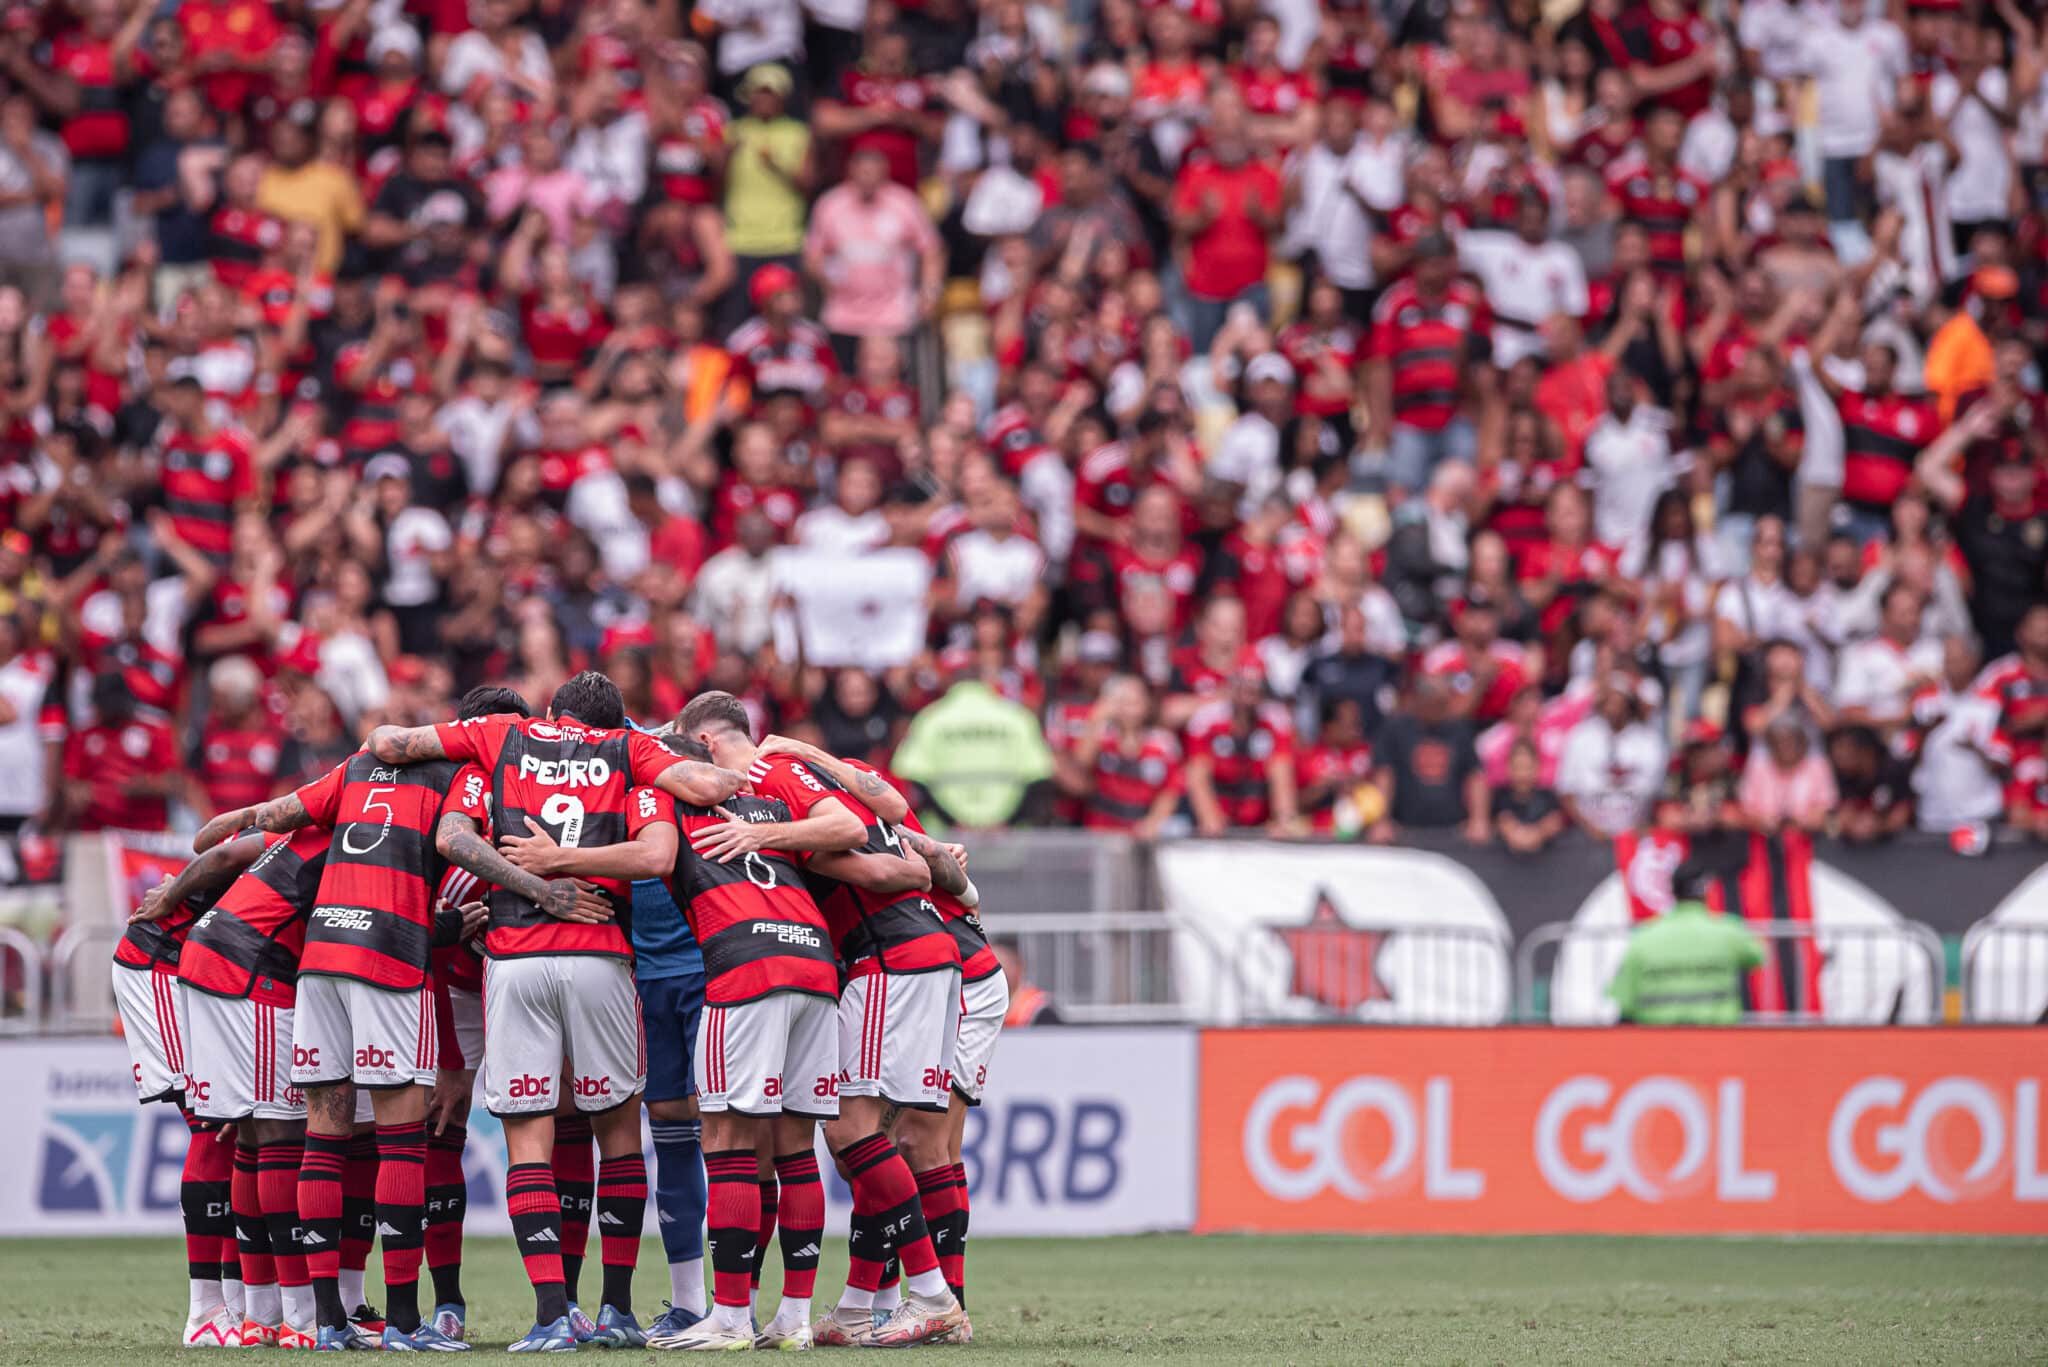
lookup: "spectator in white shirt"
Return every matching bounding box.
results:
[0,613,50,831]
[794,456,892,553]
[1281,98,1381,311]
[1457,191,1588,369]
[1910,637,2011,833]
[1791,0,1907,229]
[1557,670,1669,837]
[1581,370,1679,553]
[1211,352,1294,517]
[1929,30,2014,253]
[692,509,781,654]
[943,479,1048,632]
[1834,583,1944,735]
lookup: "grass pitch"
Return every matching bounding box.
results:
[1,1235,2043,1364]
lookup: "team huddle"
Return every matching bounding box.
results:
[110,672,1004,1352]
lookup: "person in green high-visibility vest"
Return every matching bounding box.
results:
[1607,863,1767,1025]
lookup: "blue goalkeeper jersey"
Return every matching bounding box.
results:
[627,719,704,982]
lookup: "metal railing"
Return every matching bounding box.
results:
[1516,918,1948,1024]
[0,925,43,1035]
[1961,922,2048,1023]
[49,921,120,1034]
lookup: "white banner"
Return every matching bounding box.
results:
[1,1029,1195,1238]
[1155,841,1514,1025]
[770,548,930,669]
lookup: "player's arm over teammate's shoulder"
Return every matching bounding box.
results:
[807,845,933,894]
[433,809,616,924]
[892,824,968,897]
[191,756,344,851]
[627,728,749,806]
[756,733,912,825]
[136,829,267,921]
[498,785,680,882]
[367,721,457,765]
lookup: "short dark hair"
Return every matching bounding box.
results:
[659,730,713,762]
[1672,860,1715,903]
[458,684,530,721]
[675,690,752,742]
[550,670,626,730]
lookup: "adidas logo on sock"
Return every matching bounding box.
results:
[599,1212,625,1226]
[524,1229,559,1244]
[300,1232,327,1246]
[791,1244,820,1259]
[375,1223,407,1237]
[657,1211,674,1224]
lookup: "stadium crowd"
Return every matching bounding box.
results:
[0,0,2046,851]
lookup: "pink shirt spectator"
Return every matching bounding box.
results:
[805,182,939,338]
[1739,751,1839,828]
[485,166,602,241]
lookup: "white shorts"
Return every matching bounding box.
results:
[112,962,187,1103]
[291,975,436,1089]
[947,971,1009,1106]
[482,954,644,1116]
[696,992,840,1119]
[838,969,961,1113]
[444,985,484,1073]
[184,990,305,1121]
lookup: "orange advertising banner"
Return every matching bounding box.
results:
[1197,1028,2048,1235]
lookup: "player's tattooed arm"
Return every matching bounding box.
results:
[367,724,451,765]
[133,832,266,922]
[435,813,615,923]
[895,826,969,897]
[650,757,747,807]
[194,792,312,852]
[755,735,911,825]
[499,814,678,881]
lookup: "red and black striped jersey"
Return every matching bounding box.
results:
[160,427,256,562]
[430,809,492,995]
[1083,729,1186,831]
[1604,161,1708,279]
[1839,390,1938,510]
[670,793,838,1005]
[1369,280,1489,433]
[294,752,488,990]
[1186,699,1295,828]
[179,826,331,1006]
[432,713,685,959]
[115,898,202,972]
[830,755,997,979]
[748,754,960,978]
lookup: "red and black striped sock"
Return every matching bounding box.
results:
[914,1165,966,1304]
[183,1115,232,1283]
[257,1141,307,1292]
[596,1153,647,1313]
[506,1162,567,1325]
[298,1130,350,1329]
[340,1133,378,1281]
[838,1134,938,1287]
[772,1152,823,1299]
[376,1121,428,1332]
[950,1163,972,1305]
[233,1139,277,1295]
[551,1115,595,1305]
[704,1149,760,1310]
[751,1168,778,1292]
[425,1125,467,1309]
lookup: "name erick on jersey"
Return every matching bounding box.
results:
[747,753,958,979]
[293,751,487,990]
[671,792,838,1005]
[838,755,999,983]
[180,825,332,1007]
[430,712,684,959]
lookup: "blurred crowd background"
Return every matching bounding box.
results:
[1,0,2047,853]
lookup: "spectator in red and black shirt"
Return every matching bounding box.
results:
[1605,106,1711,283]
[1184,666,1301,836]
[1057,673,1186,835]
[158,376,257,565]
[186,654,286,818]
[60,672,179,832]
[45,0,153,228]
[1367,232,1490,493]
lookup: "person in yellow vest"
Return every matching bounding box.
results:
[995,942,1060,1027]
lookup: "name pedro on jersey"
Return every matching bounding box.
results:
[517,754,613,786]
